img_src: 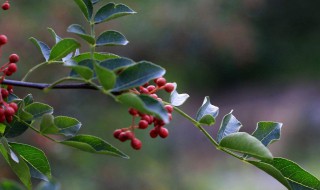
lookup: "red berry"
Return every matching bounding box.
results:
[6,115,13,123]
[141,115,151,123]
[9,103,18,112]
[165,105,173,113]
[5,107,15,117]
[1,88,8,98]
[147,85,156,92]
[159,127,169,138]
[164,83,175,93]
[142,82,149,87]
[138,120,149,129]
[1,2,10,10]
[8,63,17,73]
[168,113,173,121]
[155,77,166,87]
[113,129,122,139]
[7,85,13,91]
[9,54,19,63]
[0,107,4,116]
[128,108,138,116]
[4,69,12,76]
[124,131,135,140]
[150,94,158,99]
[118,132,129,142]
[149,128,158,138]
[148,116,154,124]
[131,138,142,150]
[0,35,7,45]
[139,86,149,94]
[0,115,5,123]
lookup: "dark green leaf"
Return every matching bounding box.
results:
[67,24,95,44]
[217,111,242,143]
[219,132,273,161]
[40,114,58,134]
[61,135,129,158]
[23,94,34,106]
[47,28,62,44]
[24,102,53,120]
[195,96,219,126]
[69,65,94,80]
[248,160,291,189]
[169,83,189,107]
[72,52,119,63]
[94,64,116,90]
[10,143,51,181]
[49,39,80,61]
[252,122,282,147]
[0,123,6,136]
[96,30,128,46]
[112,61,166,92]
[0,143,31,190]
[4,117,29,138]
[117,93,169,124]
[35,180,60,190]
[0,179,25,190]
[94,3,136,24]
[29,37,50,61]
[73,0,93,21]
[69,59,94,78]
[54,116,81,137]
[100,57,134,71]
[267,158,320,190]
[7,94,21,103]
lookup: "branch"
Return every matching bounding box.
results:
[2,79,98,90]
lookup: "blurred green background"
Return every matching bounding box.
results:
[1,0,320,189]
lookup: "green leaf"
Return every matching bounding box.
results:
[252,121,282,147]
[40,114,58,134]
[217,111,242,143]
[54,116,82,137]
[10,143,51,181]
[67,24,95,44]
[35,180,60,190]
[100,57,135,71]
[96,30,128,46]
[4,117,29,138]
[219,132,273,161]
[7,94,21,103]
[248,160,291,189]
[61,135,128,159]
[47,28,62,44]
[69,59,94,78]
[94,64,116,90]
[195,96,219,126]
[24,102,53,120]
[29,37,50,61]
[112,61,166,92]
[94,3,136,24]
[0,123,6,136]
[0,143,32,190]
[73,0,93,21]
[268,158,320,190]
[23,94,34,106]
[49,39,80,61]
[117,93,169,124]
[69,65,94,80]
[72,52,119,63]
[169,83,189,107]
[0,179,25,190]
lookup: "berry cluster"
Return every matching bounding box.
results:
[0,34,19,123]
[1,1,10,10]
[113,77,175,150]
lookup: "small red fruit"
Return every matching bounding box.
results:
[131,138,142,150]
[165,105,173,113]
[9,54,19,63]
[113,129,122,139]
[147,85,156,92]
[159,127,169,138]
[149,128,158,138]
[138,120,149,129]
[1,2,10,10]
[164,83,175,93]
[5,107,15,117]
[9,103,18,112]
[8,63,17,73]
[118,132,129,142]
[128,108,138,116]
[6,115,13,123]
[155,77,166,87]
[0,35,8,45]
[1,88,9,98]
